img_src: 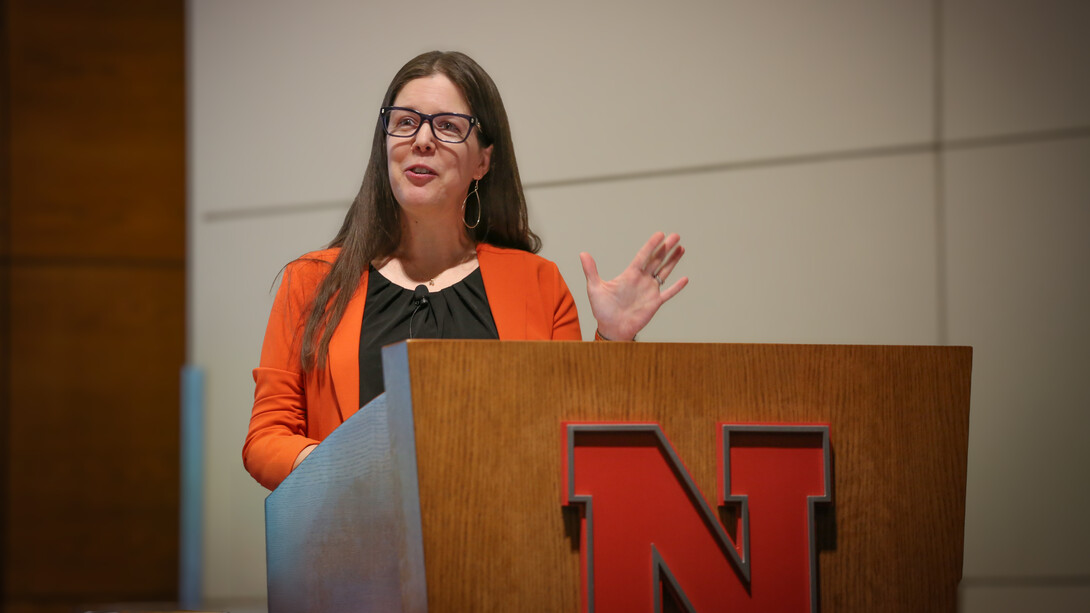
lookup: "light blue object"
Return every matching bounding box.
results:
[179,365,204,610]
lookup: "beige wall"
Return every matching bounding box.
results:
[188,0,1090,609]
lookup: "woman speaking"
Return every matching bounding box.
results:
[244,51,687,490]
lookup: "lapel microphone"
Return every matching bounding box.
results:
[409,284,430,339]
[413,284,430,306]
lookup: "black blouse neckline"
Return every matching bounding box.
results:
[357,265,498,408]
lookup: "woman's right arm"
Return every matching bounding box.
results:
[243,261,324,491]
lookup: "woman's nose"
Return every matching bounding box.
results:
[412,120,436,151]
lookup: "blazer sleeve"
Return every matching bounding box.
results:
[243,259,325,490]
[550,263,582,340]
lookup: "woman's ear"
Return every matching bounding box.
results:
[475,144,493,180]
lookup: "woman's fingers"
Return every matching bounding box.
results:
[659,275,689,302]
[653,244,685,284]
[646,233,682,273]
[644,234,674,273]
[630,231,667,272]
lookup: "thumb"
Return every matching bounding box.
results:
[579,252,601,286]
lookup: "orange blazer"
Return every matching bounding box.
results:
[243,243,582,490]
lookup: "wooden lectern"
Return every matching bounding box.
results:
[265,341,971,612]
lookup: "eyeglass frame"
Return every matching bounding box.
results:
[379,106,485,144]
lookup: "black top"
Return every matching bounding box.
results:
[358,266,498,408]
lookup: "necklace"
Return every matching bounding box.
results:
[423,250,476,287]
[382,247,476,289]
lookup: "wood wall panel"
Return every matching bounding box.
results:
[6,0,184,261]
[2,1,185,610]
[1,0,11,608]
[6,264,183,598]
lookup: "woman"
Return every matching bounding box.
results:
[244,51,687,491]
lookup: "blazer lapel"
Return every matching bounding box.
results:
[478,245,527,339]
[329,269,368,422]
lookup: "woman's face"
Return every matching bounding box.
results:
[386,74,492,220]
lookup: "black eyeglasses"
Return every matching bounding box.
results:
[380,106,484,144]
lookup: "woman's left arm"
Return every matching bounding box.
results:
[579,232,688,341]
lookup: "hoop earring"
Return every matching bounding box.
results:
[462,179,481,229]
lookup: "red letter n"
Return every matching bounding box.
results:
[564,424,831,613]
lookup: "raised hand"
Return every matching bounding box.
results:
[579,232,689,341]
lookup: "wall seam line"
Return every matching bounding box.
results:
[199,126,1090,224]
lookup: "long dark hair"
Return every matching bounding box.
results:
[299,51,539,370]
